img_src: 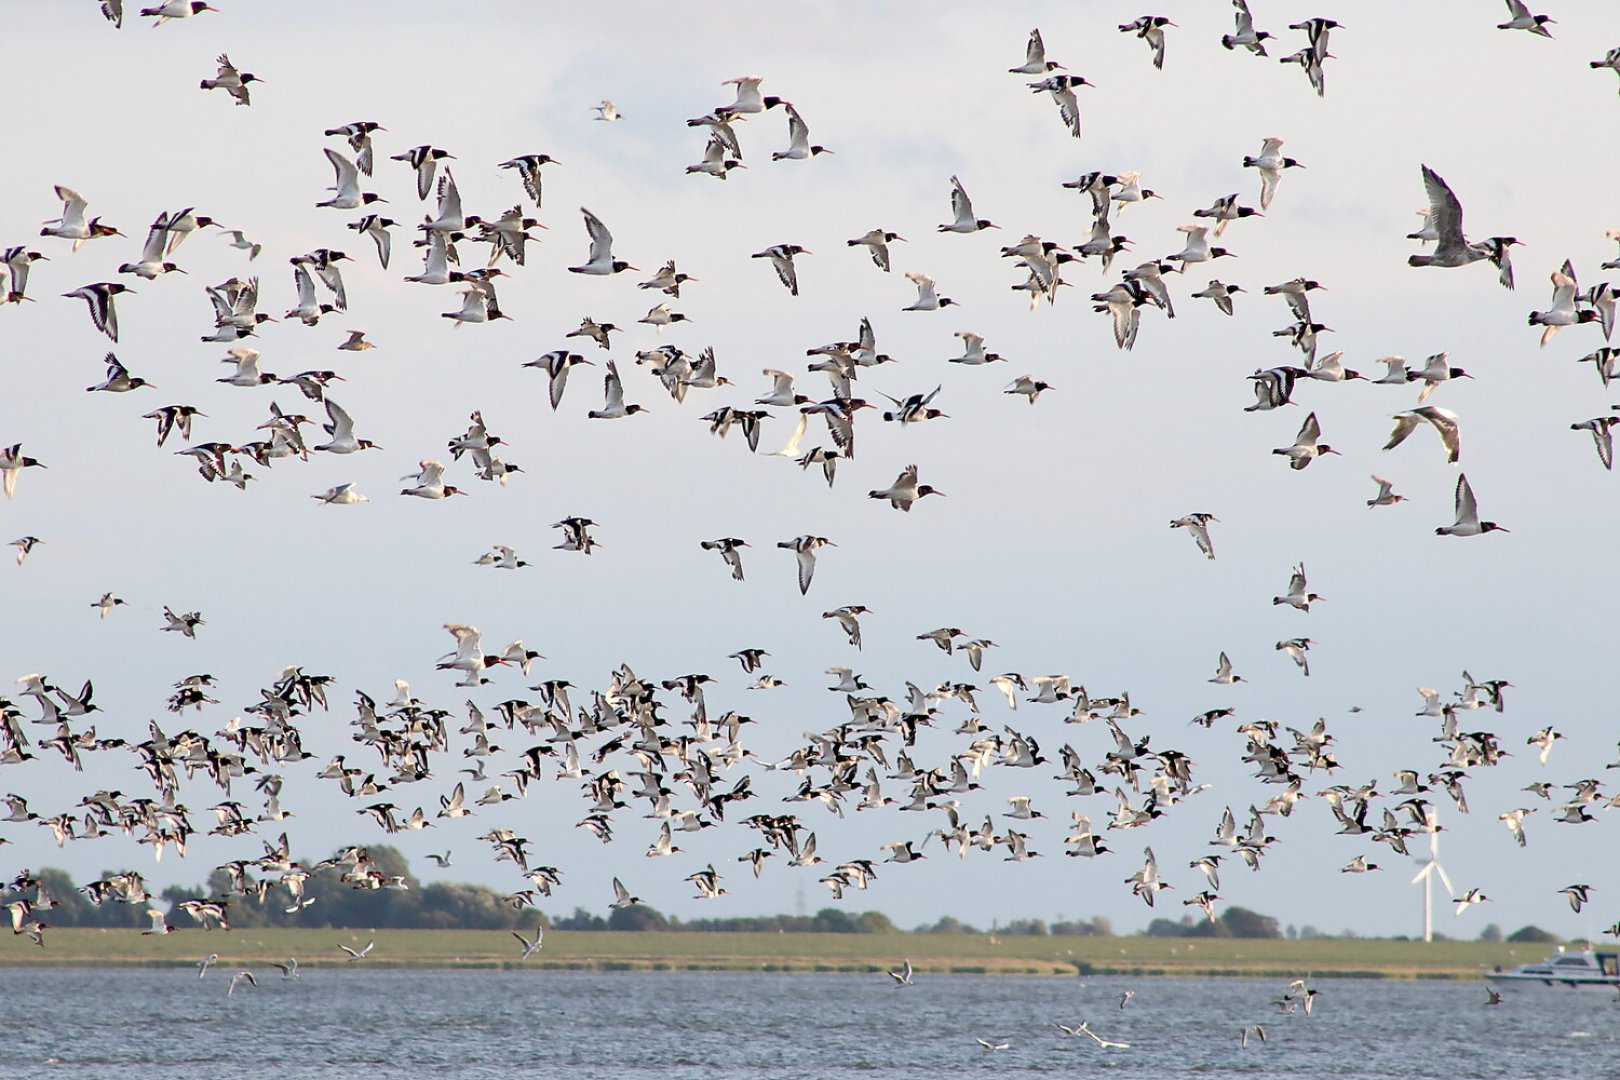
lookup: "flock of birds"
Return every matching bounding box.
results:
[3,1,1620,1022]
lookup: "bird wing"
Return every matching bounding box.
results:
[581,208,613,263]
[1384,412,1421,452]
[949,175,974,224]
[796,546,817,595]
[1421,165,1466,251]
[139,216,171,264]
[325,148,359,193]
[1025,28,1047,66]
[1296,411,1321,447]
[55,186,89,230]
[325,398,354,439]
[603,360,625,409]
[293,263,317,307]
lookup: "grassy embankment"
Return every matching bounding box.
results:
[0,928,1554,978]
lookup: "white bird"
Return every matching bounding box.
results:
[140,1,217,26]
[1272,563,1324,612]
[199,53,261,106]
[1367,475,1406,508]
[847,229,904,272]
[868,464,945,512]
[1004,375,1052,404]
[227,970,258,996]
[569,208,633,275]
[1242,138,1302,211]
[1384,407,1461,463]
[939,176,997,233]
[41,185,121,250]
[400,460,465,500]
[594,100,622,121]
[1436,474,1508,537]
[312,483,369,506]
[1498,0,1554,36]
[1010,28,1063,74]
[338,940,375,961]
[1528,268,1596,346]
[317,148,383,211]
[1170,513,1217,560]
[1222,0,1274,55]
[1272,412,1339,470]
[588,360,647,419]
[903,271,956,311]
[610,877,640,909]
[117,213,185,279]
[1453,888,1490,915]
[1571,416,1620,470]
[512,926,544,959]
[1210,652,1244,685]
[887,958,915,986]
[771,102,830,160]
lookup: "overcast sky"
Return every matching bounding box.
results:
[2,0,1619,939]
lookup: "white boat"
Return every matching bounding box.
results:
[1485,947,1620,990]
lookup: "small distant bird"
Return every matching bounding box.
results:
[1004,375,1053,404]
[92,593,127,618]
[1010,28,1063,74]
[1498,0,1554,37]
[1272,563,1324,612]
[569,208,634,275]
[778,535,834,594]
[338,940,374,961]
[140,1,217,26]
[63,283,133,341]
[270,958,299,979]
[1118,990,1136,1009]
[498,153,558,205]
[887,958,915,987]
[161,607,204,637]
[1243,138,1302,211]
[1453,888,1490,915]
[1191,280,1243,316]
[1409,166,1490,270]
[587,360,648,420]
[1241,1025,1267,1047]
[313,483,369,506]
[1170,513,1217,560]
[848,229,905,272]
[199,54,261,106]
[1559,884,1592,913]
[610,877,640,909]
[338,330,375,352]
[770,101,831,160]
[1119,16,1177,70]
[1342,855,1380,873]
[975,1039,1011,1052]
[1436,474,1508,537]
[1210,652,1244,684]
[822,605,868,649]
[1572,416,1620,470]
[513,926,544,959]
[318,148,385,210]
[752,244,810,295]
[1272,412,1338,470]
[701,538,750,581]
[11,537,41,565]
[1222,0,1274,55]
[1367,475,1406,508]
[902,271,956,311]
[1485,989,1503,1006]
[594,100,622,121]
[227,971,257,996]
[1276,638,1313,676]
[867,464,945,511]
[939,176,997,234]
[1385,407,1461,464]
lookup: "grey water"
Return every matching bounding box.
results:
[1,969,1615,1079]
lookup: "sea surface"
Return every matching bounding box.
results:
[0,968,1615,1079]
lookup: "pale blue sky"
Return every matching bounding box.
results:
[2,1,1618,939]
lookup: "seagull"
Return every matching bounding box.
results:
[1408,166,1490,270]
[939,176,997,233]
[778,535,834,594]
[594,100,622,121]
[1367,475,1406,508]
[270,958,299,979]
[1436,474,1508,537]
[975,1039,1011,1052]
[847,229,904,272]
[1170,514,1217,560]
[902,272,956,311]
[1498,0,1554,36]
[338,940,375,961]
[588,360,647,419]
[1272,412,1338,470]
[1384,407,1461,463]
[1242,138,1302,211]
[1241,1025,1267,1047]
[512,926,544,958]
[1074,1022,1131,1049]
[569,208,634,275]
[887,958,915,986]
[227,970,258,996]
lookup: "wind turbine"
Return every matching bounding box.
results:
[1410,812,1453,943]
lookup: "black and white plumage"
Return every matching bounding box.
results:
[700,538,750,581]
[752,244,809,296]
[778,535,834,594]
[569,208,634,275]
[1436,474,1508,537]
[63,282,132,341]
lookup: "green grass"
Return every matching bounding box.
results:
[0,928,1551,977]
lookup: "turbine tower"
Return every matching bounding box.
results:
[1410,812,1453,943]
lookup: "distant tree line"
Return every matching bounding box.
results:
[1142,907,1282,939]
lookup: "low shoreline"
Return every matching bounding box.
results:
[0,929,1544,979]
